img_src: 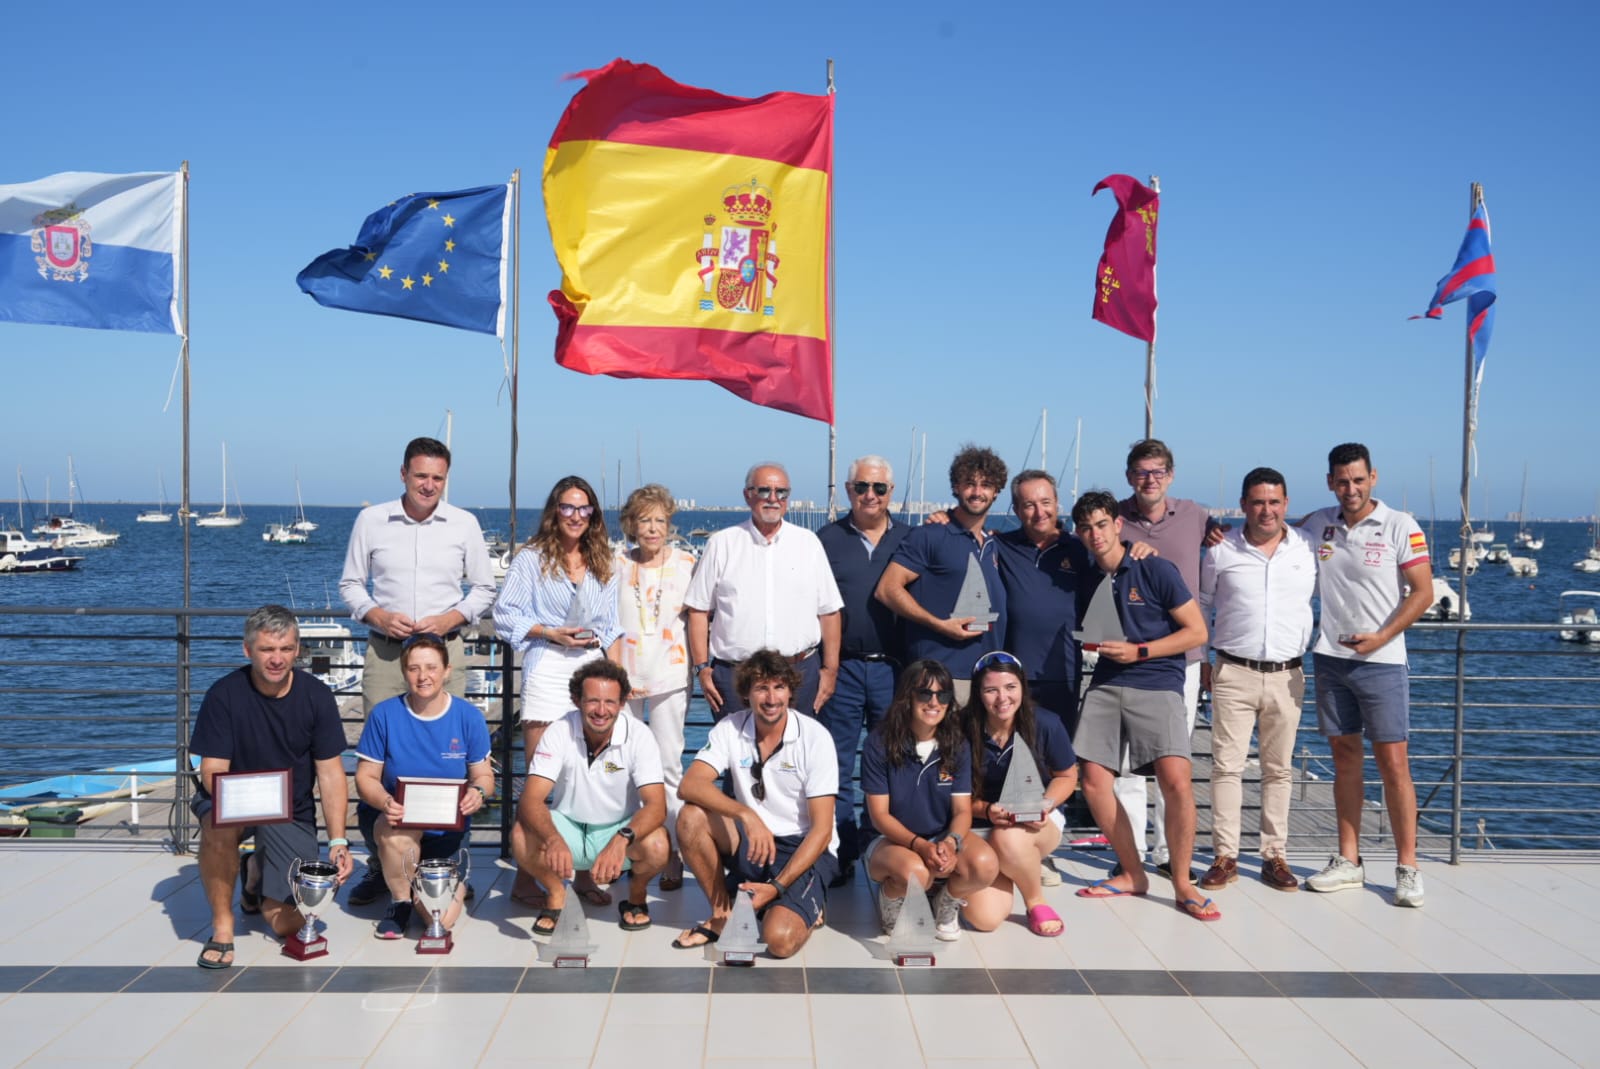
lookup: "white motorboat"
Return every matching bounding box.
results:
[136,473,173,523]
[262,522,309,545]
[1420,576,1470,621]
[296,618,362,694]
[1558,591,1600,644]
[1447,545,1480,575]
[30,457,120,546]
[1484,542,1511,564]
[0,529,85,573]
[194,443,245,528]
[1575,558,1600,574]
[1508,555,1539,578]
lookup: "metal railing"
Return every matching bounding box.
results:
[1,606,1598,861]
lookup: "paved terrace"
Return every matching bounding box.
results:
[2,842,1599,1068]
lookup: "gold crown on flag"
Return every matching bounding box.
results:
[721,180,774,226]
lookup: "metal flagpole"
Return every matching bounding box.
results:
[1451,180,1483,864]
[508,170,521,549]
[176,160,193,850]
[1144,174,1160,438]
[825,58,838,520]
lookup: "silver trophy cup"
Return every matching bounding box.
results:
[283,858,338,960]
[409,850,469,954]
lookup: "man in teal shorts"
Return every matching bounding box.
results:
[513,660,670,934]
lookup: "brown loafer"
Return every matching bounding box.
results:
[1198,856,1237,890]
[1260,855,1299,892]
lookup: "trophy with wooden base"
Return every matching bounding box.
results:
[997,735,1051,825]
[953,556,999,633]
[283,858,338,960]
[536,881,598,968]
[717,889,765,966]
[410,850,469,954]
[886,874,940,967]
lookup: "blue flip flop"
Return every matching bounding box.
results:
[1075,878,1147,899]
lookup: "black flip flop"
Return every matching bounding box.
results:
[530,908,560,938]
[196,939,234,969]
[618,900,652,931]
[671,922,720,949]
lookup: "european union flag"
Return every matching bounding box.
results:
[297,185,509,336]
[1417,196,1496,377]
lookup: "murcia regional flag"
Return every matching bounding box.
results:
[544,59,834,424]
[0,171,182,334]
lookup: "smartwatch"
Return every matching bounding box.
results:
[1137,644,1149,660]
[617,826,636,843]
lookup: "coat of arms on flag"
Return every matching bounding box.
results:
[696,180,779,316]
[30,206,93,282]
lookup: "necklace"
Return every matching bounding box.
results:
[630,551,671,634]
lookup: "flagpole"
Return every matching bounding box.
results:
[508,169,521,549]
[1144,174,1159,438]
[176,160,193,849]
[825,58,838,521]
[1452,180,1482,866]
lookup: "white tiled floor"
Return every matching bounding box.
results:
[3,846,1600,1066]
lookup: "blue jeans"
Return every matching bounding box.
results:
[816,658,897,863]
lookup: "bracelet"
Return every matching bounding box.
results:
[769,877,789,897]
[327,837,349,848]
[909,835,922,850]
[470,785,488,799]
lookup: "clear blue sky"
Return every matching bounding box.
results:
[5,1,1597,520]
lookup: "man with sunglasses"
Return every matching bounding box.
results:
[1111,439,1220,881]
[673,650,840,957]
[686,462,843,721]
[816,455,910,879]
[876,444,1009,706]
[340,436,496,905]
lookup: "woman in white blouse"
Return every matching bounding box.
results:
[614,484,697,890]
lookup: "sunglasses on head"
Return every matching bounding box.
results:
[750,739,786,802]
[402,632,446,648]
[747,486,791,501]
[850,481,890,497]
[972,650,1024,674]
[913,686,953,706]
[556,503,595,518]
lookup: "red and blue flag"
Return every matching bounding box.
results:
[1417,197,1496,374]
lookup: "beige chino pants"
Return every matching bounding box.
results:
[1209,659,1304,860]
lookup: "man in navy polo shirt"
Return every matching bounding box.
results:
[993,470,1084,729]
[1068,491,1217,921]
[875,444,1008,706]
[817,454,911,878]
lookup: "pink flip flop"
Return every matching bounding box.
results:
[1026,903,1064,937]
[1177,896,1222,922]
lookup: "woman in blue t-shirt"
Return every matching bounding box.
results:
[960,651,1079,937]
[354,634,495,940]
[861,660,999,942]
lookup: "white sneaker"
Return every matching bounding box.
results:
[878,892,905,935]
[1394,865,1425,908]
[1305,854,1365,893]
[932,886,965,942]
[1039,858,1063,887]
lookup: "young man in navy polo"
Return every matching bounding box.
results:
[1067,491,1218,921]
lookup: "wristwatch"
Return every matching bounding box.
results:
[1137,644,1149,660]
[616,826,636,843]
[947,832,964,853]
[692,661,712,673]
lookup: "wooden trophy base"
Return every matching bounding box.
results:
[719,950,757,967]
[894,952,936,967]
[553,954,590,969]
[282,935,328,961]
[416,931,453,955]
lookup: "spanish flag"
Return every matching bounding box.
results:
[544,60,834,424]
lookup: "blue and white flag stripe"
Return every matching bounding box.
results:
[0,171,183,335]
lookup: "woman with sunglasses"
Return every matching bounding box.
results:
[494,475,623,904]
[960,650,1079,937]
[861,660,998,941]
[614,484,698,891]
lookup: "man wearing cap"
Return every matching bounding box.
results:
[513,659,670,934]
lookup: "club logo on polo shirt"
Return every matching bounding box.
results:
[937,769,955,786]
[603,761,623,774]
[1126,586,1145,604]
[1322,526,1338,541]
[1318,543,1335,561]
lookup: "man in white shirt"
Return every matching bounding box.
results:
[340,436,496,904]
[685,462,843,719]
[671,650,840,958]
[513,660,670,934]
[1198,467,1316,893]
[1302,443,1434,907]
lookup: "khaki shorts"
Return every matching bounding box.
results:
[1074,684,1191,776]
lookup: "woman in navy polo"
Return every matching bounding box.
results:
[960,651,1079,937]
[861,660,999,941]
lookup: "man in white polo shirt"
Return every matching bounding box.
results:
[685,462,843,719]
[513,659,670,934]
[1198,467,1316,893]
[672,650,840,958]
[1302,443,1433,907]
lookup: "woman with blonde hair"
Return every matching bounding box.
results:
[614,483,697,889]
